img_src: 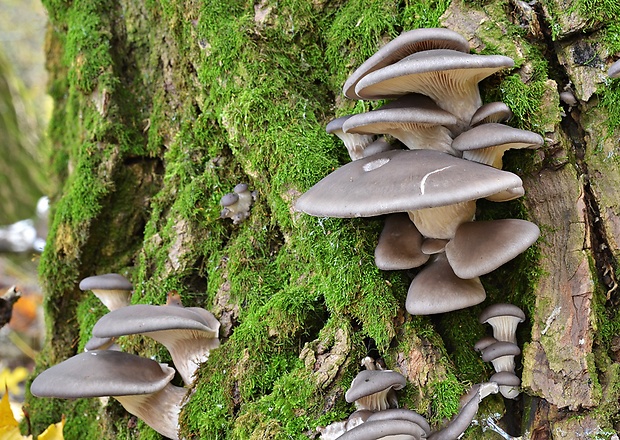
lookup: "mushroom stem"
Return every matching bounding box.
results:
[115,382,186,440]
[408,200,476,240]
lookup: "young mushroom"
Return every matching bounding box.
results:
[326,116,376,161]
[92,303,220,385]
[220,184,255,224]
[478,303,526,344]
[30,350,186,440]
[374,213,429,270]
[469,102,513,127]
[490,370,521,400]
[345,358,407,412]
[480,341,521,373]
[78,273,133,311]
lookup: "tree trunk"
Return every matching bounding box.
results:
[26,0,620,438]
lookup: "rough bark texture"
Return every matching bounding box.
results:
[25,0,620,439]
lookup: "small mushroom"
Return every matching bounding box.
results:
[490,370,521,399]
[374,213,429,270]
[469,102,513,127]
[444,219,540,279]
[406,253,486,315]
[345,361,407,411]
[480,341,521,373]
[92,304,220,385]
[326,116,376,161]
[608,59,620,78]
[451,123,544,169]
[343,27,471,99]
[220,184,255,224]
[79,273,133,311]
[420,238,449,255]
[478,303,526,344]
[30,350,186,440]
[473,335,498,353]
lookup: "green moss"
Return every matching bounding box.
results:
[577,0,620,23]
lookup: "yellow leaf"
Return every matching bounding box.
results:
[37,416,64,440]
[0,386,19,429]
[0,425,27,440]
[0,369,29,396]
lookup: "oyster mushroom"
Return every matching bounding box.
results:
[478,303,526,344]
[79,273,133,311]
[30,350,186,440]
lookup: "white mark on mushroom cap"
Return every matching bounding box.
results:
[420,166,452,195]
[362,157,390,172]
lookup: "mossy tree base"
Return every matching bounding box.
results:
[25,0,620,438]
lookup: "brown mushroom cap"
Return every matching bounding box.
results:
[345,369,407,411]
[343,27,471,99]
[92,304,220,385]
[608,59,620,78]
[295,149,523,218]
[421,238,449,255]
[406,253,486,315]
[374,213,429,270]
[451,123,544,169]
[79,273,133,311]
[445,219,540,279]
[342,94,458,154]
[355,49,514,128]
[479,303,526,344]
[469,102,513,126]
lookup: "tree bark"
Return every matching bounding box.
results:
[26,0,620,439]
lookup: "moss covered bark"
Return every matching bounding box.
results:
[25,0,620,438]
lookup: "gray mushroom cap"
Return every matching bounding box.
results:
[31,350,175,398]
[294,149,523,218]
[490,371,521,399]
[479,303,526,344]
[444,219,540,279]
[234,183,249,193]
[220,192,239,207]
[406,253,486,315]
[84,335,119,351]
[375,213,429,270]
[326,115,376,161]
[342,94,459,154]
[343,27,471,99]
[469,102,513,126]
[345,369,407,410]
[481,341,521,373]
[451,123,544,169]
[355,49,514,128]
[420,238,449,255]
[367,408,431,437]
[608,59,620,78]
[79,273,133,292]
[337,419,424,440]
[473,335,498,353]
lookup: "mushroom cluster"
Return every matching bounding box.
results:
[31,283,221,440]
[475,303,525,399]
[219,183,256,224]
[295,27,542,315]
[320,357,502,439]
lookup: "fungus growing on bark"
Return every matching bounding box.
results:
[355,49,514,130]
[444,219,540,279]
[451,123,544,169]
[30,350,186,440]
[343,27,471,99]
[480,341,521,373]
[479,303,526,345]
[608,59,620,78]
[326,116,376,160]
[345,358,407,411]
[365,408,431,438]
[469,101,513,126]
[490,370,521,399]
[342,94,458,154]
[79,273,133,311]
[220,183,255,224]
[374,213,428,270]
[92,304,220,385]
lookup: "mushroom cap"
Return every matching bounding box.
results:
[345,369,407,403]
[92,304,220,339]
[84,335,118,351]
[355,49,514,100]
[374,213,429,270]
[361,137,397,158]
[337,419,424,440]
[480,341,521,363]
[326,115,376,161]
[490,371,521,387]
[343,28,471,99]
[79,273,133,292]
[473,335,498,353]
[608,59,620,78]
[479,303,526,325]
[452,123,543,168]
[421,238,449,255]
[342,94,458,153]
[469,102,513,126]
[220,193,239,207]
[234,183,249,193]
[31,350,175,398]
[445,219,540,279]
[295,149,523,218]
[366,408,431,437]
[406,254,486,315]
